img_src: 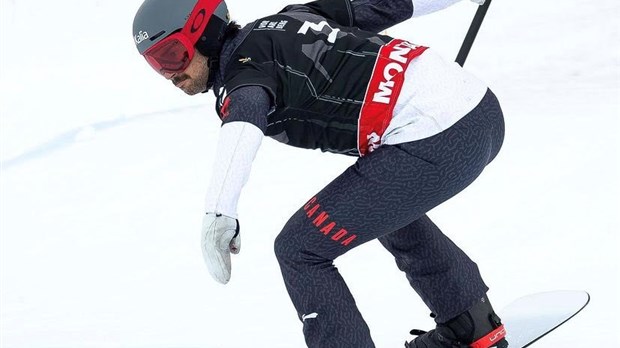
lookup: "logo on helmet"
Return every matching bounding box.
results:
[191,9,207,33]
[134,31,149,45]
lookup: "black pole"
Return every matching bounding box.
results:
[455,0,492,66]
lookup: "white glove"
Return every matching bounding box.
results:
[471,0,486,5]
[201,213,240,284]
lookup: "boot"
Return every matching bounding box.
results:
[405,295,508,348]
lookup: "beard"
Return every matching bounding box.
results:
[174,57,210,95]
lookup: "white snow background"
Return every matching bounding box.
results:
[1,0,618,347]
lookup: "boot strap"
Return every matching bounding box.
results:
[470,324,506,348]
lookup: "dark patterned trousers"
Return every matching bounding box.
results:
[274,89,505,348]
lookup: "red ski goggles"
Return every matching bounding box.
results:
[141,0,222,75]
[143,32,195,75]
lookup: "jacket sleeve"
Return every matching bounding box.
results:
[352,0,464,32]
[281,0,407,33]
[280,0,355,27]
[284,0,465,33]
[204,121,263,218]
[351,0,413,32]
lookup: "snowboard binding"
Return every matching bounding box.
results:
[405,295,507,348]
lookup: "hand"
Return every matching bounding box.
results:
[201,213,240,284]
[471,0,486,5]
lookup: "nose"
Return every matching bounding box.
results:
[162,72,175,80]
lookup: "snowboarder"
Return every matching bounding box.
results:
[132,0,507,347]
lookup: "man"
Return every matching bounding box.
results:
[132,0,507,347]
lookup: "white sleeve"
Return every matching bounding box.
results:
[412,0,462,17]
[204,121,263,218]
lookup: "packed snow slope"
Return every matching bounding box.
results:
[1,0,618,347]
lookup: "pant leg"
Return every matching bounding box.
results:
[378,215,488,323]
[274,89,504,347]
[376,89,505,323]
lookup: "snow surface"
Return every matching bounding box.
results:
[1,0,619,347]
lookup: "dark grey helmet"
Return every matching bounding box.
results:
[132,0,230,57]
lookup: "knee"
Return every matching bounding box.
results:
[274,227,293,264]
[274,210,330,267]
[274,213,304,264]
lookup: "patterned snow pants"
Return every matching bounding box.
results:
[274,89,505,348]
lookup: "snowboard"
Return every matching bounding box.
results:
[500,290,590,347]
